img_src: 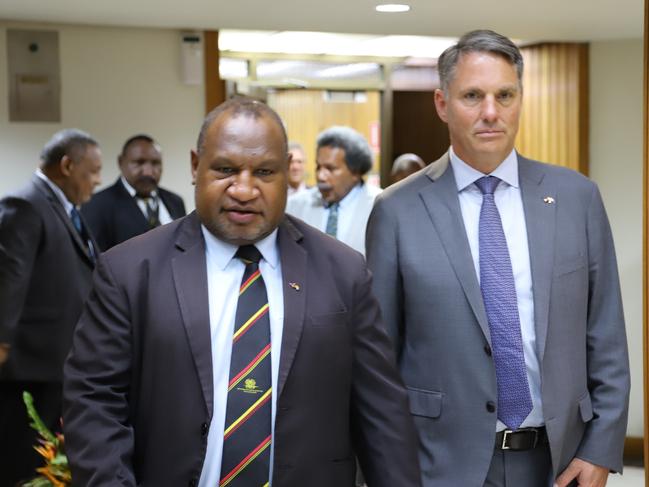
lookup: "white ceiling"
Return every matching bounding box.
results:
[0,0,643,42]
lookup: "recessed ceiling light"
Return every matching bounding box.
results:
[375,4,411,13]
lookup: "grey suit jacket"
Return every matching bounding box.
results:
[286,184,381,255]
[366,153,630,486]
[63,212,421,487]
[0,175,96,382]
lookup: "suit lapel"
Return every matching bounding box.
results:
[33,175,95,266]
[276,217,307,399]
[171,213,214,415]
[115,179,150,230]
[518,156,556,361]
[419,155,490,342]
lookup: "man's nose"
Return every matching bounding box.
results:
[228,172,256,201]
[481,96,499,122]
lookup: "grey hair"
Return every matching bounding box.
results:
[316,126,372,176]
[288,142,305,153]
[437,29,523,93]
[40,129,99,167]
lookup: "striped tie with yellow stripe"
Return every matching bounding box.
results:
[219,245,272,487]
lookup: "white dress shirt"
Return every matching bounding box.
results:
[198,228,284,487]
[317,183,362,239]
[449,147,544,431]
[120,176,173,225]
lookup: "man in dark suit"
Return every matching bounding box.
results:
[63,99,420,487]
[367,30,629,487]
[82,134,186,251]
[0,129,101,486]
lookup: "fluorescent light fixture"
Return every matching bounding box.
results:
[220,30,457,58]
[375,4,411,13]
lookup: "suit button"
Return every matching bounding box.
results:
[188,478,198,487]
[484,344,492,356]
[201,422,209,437]
[486,401,496,413]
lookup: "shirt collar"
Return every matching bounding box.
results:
[35,169,75,215]
[121,176,158,199]
[449,147,519,192]
[201,226,280,271]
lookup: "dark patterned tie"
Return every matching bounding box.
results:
[70,207,95,263]
[475,176,532,430]
[325,202,339,237]
[144,196,160,228]
[219,245,272,487]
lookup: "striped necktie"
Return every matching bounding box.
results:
[475,176,532,430]
[144,196,160,228]
[219,245,272,487]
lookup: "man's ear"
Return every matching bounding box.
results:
[59,155,74,177]
[434,88,449,123]
[190,150,199,185]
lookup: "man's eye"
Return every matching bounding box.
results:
[256,169,273,177]
[498,91,514,101]
[215,167,236,175]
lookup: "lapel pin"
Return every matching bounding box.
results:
[289,282,301,291]
[543,196,555,204]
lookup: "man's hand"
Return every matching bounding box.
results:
[555,458,609,487]
[0,342,10,365]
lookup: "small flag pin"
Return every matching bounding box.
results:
[289,282,301,291]
[543,196,555,204]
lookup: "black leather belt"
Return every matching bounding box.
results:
[495,427,547,451]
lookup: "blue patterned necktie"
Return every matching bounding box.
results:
[70,207,95,263]
[475,176,532,430]
[325,202,339,237]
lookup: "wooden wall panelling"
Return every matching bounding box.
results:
[517,43,589,174]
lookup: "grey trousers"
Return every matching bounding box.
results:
[484,442,557,487]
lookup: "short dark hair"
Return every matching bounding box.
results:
[40,129,99,167]
[316,126,373,176]
[121,134,157,156]
[196,97,287,156]
[437,29,523,93]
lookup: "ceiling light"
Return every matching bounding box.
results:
[375,4,411,13]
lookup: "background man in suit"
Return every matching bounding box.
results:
[287,141,309,195]
[63,99,420,487]
[0,129,101,486]
[286,126,380,255]
[82,134,186,251]
[366,30,629,487]
[390,153,426,185]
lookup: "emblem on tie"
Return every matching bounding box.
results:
[289,282,301,291]
[543,196,555,204]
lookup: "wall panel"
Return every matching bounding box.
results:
[517,43,589,174]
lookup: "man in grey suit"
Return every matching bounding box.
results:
[366,30,630,487]
[287,126,380,255]
[0,129,101,485]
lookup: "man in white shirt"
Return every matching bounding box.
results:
[82,134,186,251]
[287,142,309,196]
[287,126,380,255]
[63,98,421,487]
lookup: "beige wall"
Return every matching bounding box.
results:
[590,39,643,437]
[0,21,204,210]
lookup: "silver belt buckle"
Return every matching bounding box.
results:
[501,429,513,450]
